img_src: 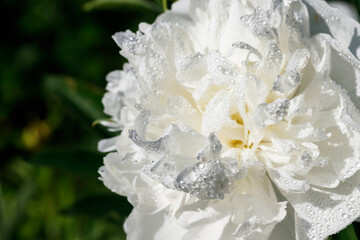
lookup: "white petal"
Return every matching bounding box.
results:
[171,0,190,15]
[182,215,231,240]
[100,151,181,214]
[314,34,360,111]
[177,207,220,228]
[102,92,122,120]
[307,35,360,181]
[329,2,358,21]
[269,203,296,240]
[99,152,138,196]
[304,0,360,59]
[105,65,138,98]
[124,209,187,240]
[97,136,118,152]
[267,168,310,193]
[167,95,202,131]
[281,171,360,240]
[230,177,288,239]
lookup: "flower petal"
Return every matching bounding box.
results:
[329,2,358,21]
[124,209,187,240]
[97,136,118,152]
[304,0,360,59]
[181,215,231,240]
[281,171,360,240]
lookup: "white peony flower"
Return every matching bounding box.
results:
[98,0,360,239]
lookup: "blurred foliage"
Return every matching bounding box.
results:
[0,0,359,239]
[0,0,168,239]
[352,0,360,16]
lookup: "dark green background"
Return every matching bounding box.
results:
[0,0,359,239]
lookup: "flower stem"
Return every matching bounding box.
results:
[162,0,168,11]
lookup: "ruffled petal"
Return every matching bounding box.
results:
[304,0,360,59]
[282,171,360,240]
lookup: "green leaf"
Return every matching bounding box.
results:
[62,194,133,218]
[83,0,161,13]
[44,75,105,122]
[0,181,35,240]
[354,222,360,239]
[29,148,104,177]
[332,224,358,240]
[0,184,6,240]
